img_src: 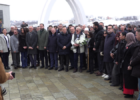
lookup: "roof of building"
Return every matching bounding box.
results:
[0,3,10,6]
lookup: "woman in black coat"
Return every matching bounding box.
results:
[86,32,94,74]
[19,28,28,68]
[121,32,138,98]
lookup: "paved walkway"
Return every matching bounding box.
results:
[3,56,138,100]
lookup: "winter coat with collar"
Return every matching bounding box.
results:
[71,32,86,53]
[94,25,104,51]
[37,29,49,50]
[130,42,140,78]
[115,40,126,64]
[121,43,138,89]
[18,33,27,52]
[47,33,58,53]
[10,34,19,52]
[103,32,116,62]
[57,33,71,55]
[0,34,11,52]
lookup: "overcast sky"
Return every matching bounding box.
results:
[1,0,140,21]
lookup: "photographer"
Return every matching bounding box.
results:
[0,53,14,100]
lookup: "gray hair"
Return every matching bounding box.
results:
[76,27,82,31]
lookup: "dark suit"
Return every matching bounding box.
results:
[26,31,38,67]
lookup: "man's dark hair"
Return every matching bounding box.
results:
[108,25,113,28]
[40,23,44,26]
[122,32,127,36]
[128,25,132,28]
[49,25,52,27]
[93,22,99,27]
[69,24,73,27]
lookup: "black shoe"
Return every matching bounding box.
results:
[104,78,111,80]
[124,95,133,98]
[73,69,77,73]
[90,72,94,74]
[109,80,112,83]
[11,63,14,66]
[29,66,34,69]
[110,84,119,86]
[87,70,90,73]
[45,67,48,69]
[34,66,37,69]
[79,68,82,73]
[22,67,26,69]
[7,66,10,70]
[66,68,68,72]
[14,66,18,69]
[118,86,123,90]
[58,68,64,71]
[69,67,74,70]
[18,66,22,68]
[55,67,58,70]
[48,67,53,70]
[82,67,87,70]
[40,66,44,69]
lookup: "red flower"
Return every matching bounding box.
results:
[126,47,128,49]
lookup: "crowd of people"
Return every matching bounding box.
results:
[0,21,140,99]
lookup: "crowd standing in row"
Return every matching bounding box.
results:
[0,21,140,99]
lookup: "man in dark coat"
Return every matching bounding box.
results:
[21,21,28,28]
[93,22,104,76]
[47,28,58,70]
[104,25,115,80]
[129,28,140,100]
[56,23,63,35]
[26,26,38,69]
[57,27,71,72]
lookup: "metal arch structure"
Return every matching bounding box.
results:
[38,0,87,27]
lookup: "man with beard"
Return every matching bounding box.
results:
[93,22,104,76]
[104,25,115,80]
[37,23,49,69]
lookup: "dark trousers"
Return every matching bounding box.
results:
[69,50,74,68]
[29,54,36,66]
[36,49,40,65]
[94,53,99,69]
[50,52,58,68]
[1,51,9,67]
[112,64,120,85]
[83,53,87,68]
[60,54,69,69]
[21,52,28,67]
[89,58,94,72]
[74,53,84,69]
[97,52,103,73]
[105,62,114,78]
[120,68,123,88]
[39,50,48,67]
[12,52,20,67]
